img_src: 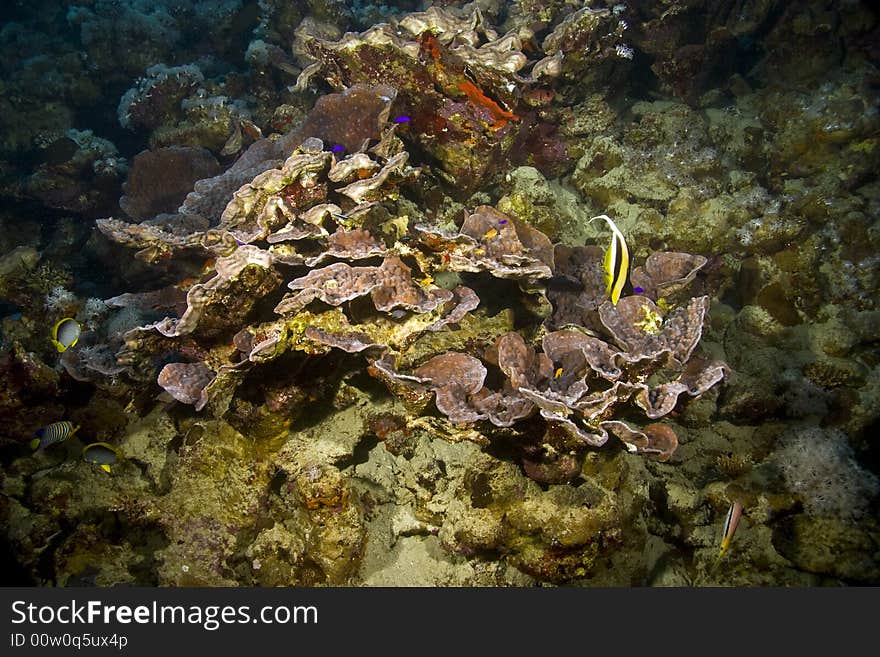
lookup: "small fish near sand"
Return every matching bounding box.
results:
[714,500,744,568]
[588,214,630,306]
[30,421,80,451]
[82,442,123,474]
[50,317,81,353]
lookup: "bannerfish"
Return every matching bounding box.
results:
[30,421,80,450]
[716,500,743,565]
[588,214,629,305]
[50,317,81,353]
[82,442,123,474]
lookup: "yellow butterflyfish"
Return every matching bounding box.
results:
[588,214,629,305]
[50,317,81,353]
[82,442,124,474]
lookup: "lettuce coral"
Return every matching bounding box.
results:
[94,118,725,471]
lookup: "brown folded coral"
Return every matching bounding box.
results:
[97,105,725,472]
[120,146,222,220]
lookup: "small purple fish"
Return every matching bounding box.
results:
[633,286,644,294]
[330,144,345,154]
[498,218,508,225]
[392,115,411,124]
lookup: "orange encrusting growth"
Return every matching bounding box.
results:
[415,29,518,132]
[457,80,519,131]
[417,31,442,63]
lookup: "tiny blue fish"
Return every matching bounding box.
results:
[31,421,80,451]
[498,218,508,225]
[392,115,411,123]
[633,286,645,294]
[330,144,345,154]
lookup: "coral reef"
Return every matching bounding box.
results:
[98,129,726,457]
[1,0,879,589]
[118,64,206,132]
[25,59,724,583]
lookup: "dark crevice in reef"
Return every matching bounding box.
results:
[0,538,36,585]
[337,434,380,471]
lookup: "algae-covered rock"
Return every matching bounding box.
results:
[496,166,592,244]
[54,524,145,587]
[773,515,880,583]
[155,420,270,586]
[350,417,657,584]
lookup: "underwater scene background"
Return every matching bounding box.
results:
[0,0,878,586]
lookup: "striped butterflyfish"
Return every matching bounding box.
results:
[30,421,80,450]
[588,214,629,305]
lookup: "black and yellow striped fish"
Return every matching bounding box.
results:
[589,214,629,305]
[30,421,80,451]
